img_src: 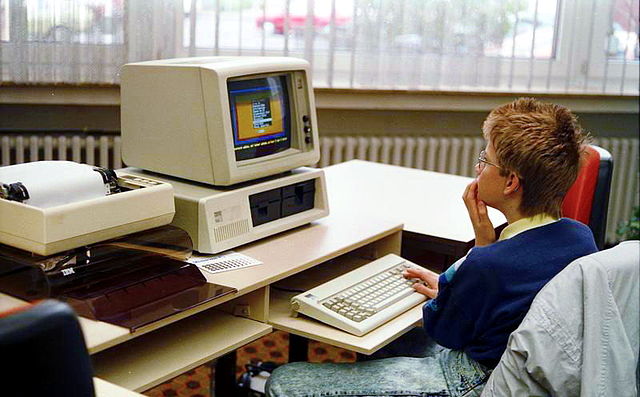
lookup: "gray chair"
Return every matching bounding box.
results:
[481,241,639,397]
[0,299,96,397]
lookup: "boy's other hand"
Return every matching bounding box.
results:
[463,180,496,246]
[403,267,439,299]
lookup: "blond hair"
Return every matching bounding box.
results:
[482,98,589,218]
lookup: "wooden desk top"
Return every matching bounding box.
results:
[324,160,507,244]
[205,213,403,294]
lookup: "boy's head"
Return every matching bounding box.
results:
[481,97,589,218]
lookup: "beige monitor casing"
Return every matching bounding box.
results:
[121,57,320,186]
[0,171,175,256]
[123,167,329,254]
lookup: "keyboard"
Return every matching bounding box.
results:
[290,254,428,336]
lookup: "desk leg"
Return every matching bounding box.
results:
[288,334,309,362]
[213,350,237,396]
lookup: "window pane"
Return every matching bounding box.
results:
[184,0,563,88]
[187,1,559,58]
[183,0,355,52]
[607,0,639,61]
[25,0,124,44]
[486,0,559,59]
[1,1,8,42]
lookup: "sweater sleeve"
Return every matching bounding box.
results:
[423,254,495,350]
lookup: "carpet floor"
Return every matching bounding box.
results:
[144,330,356,397]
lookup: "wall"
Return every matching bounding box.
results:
[1,86,638,139]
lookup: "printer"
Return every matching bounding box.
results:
[0,161,235,331]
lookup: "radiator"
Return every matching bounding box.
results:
[320,136,640,245]
[0,133,122,169]
[1,133,637,244]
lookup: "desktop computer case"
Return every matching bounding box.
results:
[124,167,330,254]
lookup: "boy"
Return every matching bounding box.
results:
[266,98,598,397]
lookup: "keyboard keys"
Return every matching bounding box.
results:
[321,262,421,320]
[291,254,429,336]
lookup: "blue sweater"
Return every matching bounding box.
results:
[423,218,597,368]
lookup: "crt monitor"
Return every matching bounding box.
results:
[121,57,320,186]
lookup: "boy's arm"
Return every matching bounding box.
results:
[422,258,493,350]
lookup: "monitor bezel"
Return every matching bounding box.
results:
[226,73,298,164]
[201,61,316,185]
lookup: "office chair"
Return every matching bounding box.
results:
[481,240,639,396]
[0,299,96,397]
[562,145,613,249]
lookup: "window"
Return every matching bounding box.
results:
[177,0,637,94]
[1,1,9,41]
[1,0,638,95]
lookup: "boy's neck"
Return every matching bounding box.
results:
[500,202,526,225]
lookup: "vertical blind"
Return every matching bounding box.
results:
[1,0,638,94]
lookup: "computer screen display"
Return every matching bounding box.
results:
[228,76,292,161]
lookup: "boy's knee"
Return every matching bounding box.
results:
[265,362,309,397]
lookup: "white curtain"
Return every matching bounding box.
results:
[1,0,638,94]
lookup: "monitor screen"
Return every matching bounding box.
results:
[228,76,292,162]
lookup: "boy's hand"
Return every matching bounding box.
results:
[463,180,496,246]
[403,267,439,299]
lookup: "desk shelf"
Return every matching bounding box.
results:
[94,378,145,397]
[267,250,423,355]
[92,309,271,392]
[269,291,422,355]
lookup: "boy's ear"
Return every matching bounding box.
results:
[503,172,521,195]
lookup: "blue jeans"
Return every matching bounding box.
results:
[265,328,490,397]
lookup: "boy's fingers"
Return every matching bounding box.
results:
[404,268,438,282]
[463,182,481,223]
[478,200,488,218]
[462,182,472,200]
[477,201,495,228]
[412,282,437,299]
[462,181,477,203]
[404,268,424,276]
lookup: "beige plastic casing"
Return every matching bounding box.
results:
[0,171,175,256]
[121,56,320,186]
[123,167,329,254]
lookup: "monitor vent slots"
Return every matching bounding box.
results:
[214,219,250,242]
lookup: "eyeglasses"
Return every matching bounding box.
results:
[477,150,501,171]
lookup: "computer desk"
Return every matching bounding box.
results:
[0,160,506,395]
[0,209,405,393]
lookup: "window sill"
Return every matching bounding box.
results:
[0,84,637,114]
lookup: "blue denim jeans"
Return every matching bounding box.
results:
[265,328,490,397]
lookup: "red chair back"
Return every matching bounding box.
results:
[562,145,613,249]
[562,146,601,225]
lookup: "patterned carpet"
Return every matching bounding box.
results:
[144,330,356,397]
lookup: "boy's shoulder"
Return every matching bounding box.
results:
[462,218,596,273]
[478,218,591,251]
